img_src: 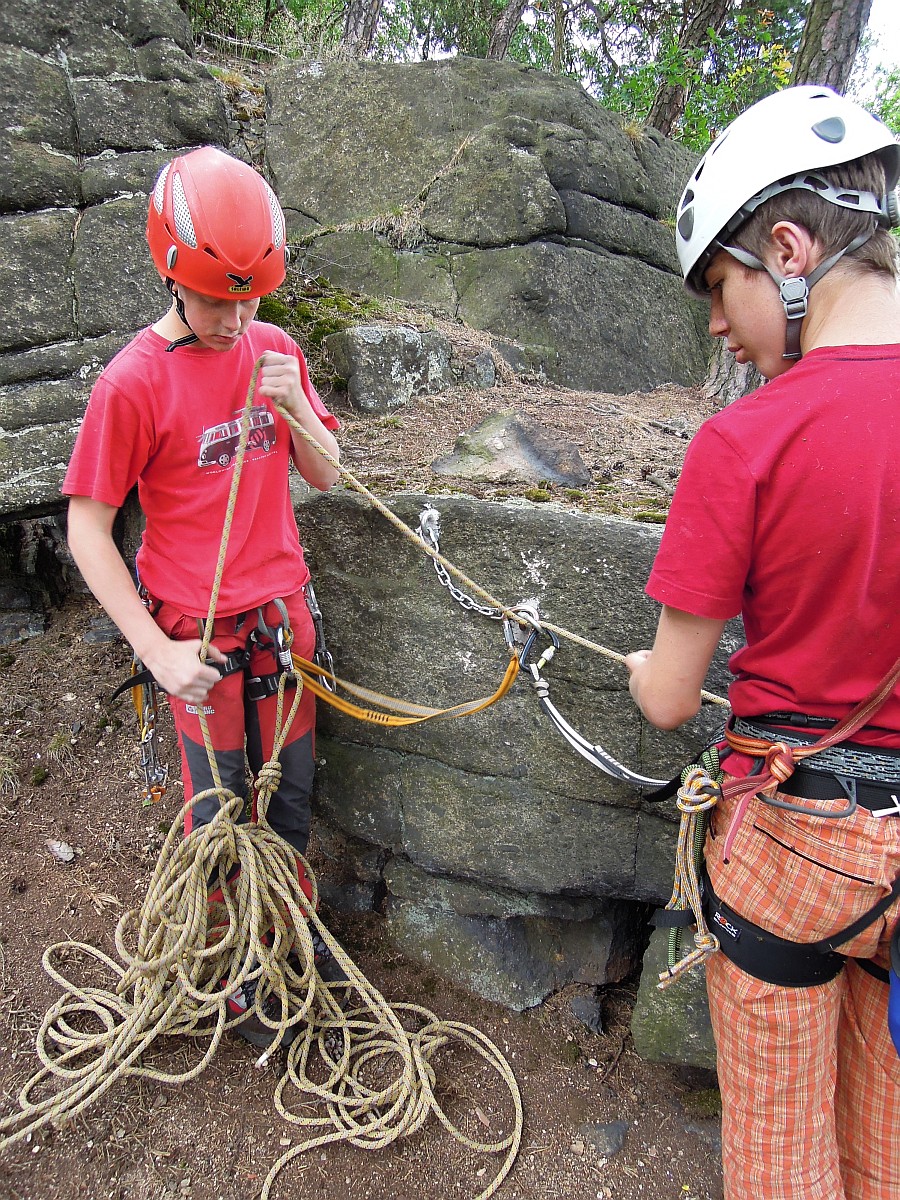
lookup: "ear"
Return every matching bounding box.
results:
[766,221,818,279]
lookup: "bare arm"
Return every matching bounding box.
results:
[625,605,726,730]
[66,496,224,703]
[257,352,340,491]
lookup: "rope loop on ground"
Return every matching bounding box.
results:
[0,793,523,1199]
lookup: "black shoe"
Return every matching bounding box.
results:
[311,929,350,985]
[223,969,297,1050]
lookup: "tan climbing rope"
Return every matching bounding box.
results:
[279,411,729,711]
[656,764,722,988]
[0,357,523,1200]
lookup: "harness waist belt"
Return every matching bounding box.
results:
[778,766,900,813]
[732,718,900,785]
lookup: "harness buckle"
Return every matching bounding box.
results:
[244,673,285,703]
[871,792,900,819]
[213,646,252,677]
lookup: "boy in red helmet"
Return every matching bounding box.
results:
[626,88,900,1198]
[64,146,343,1047]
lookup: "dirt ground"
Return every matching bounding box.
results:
[0,357,726,1200]
[0,598,723,1200]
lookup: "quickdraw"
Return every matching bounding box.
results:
[514,612,669,790]
[128,656,168,806]
[418,505,669,790]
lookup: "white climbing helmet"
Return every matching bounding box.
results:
[676,85,900,299]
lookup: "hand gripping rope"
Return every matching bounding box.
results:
[0,358,523,1200]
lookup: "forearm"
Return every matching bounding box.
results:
[289,416,340,491]
[625,607,726,730]
[66,498,171,663]
[66,496,224,700]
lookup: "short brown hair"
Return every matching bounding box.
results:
[733,151,899,280]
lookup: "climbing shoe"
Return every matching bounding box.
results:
[223,969,297,1050]
[312,929,350,985]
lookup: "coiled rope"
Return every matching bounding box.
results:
[0,357,522,1199]
[656,752,723,988]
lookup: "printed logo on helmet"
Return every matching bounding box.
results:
[227,272,254,294]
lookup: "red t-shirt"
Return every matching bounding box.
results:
[63,322,339,618]
[647,345,900,745]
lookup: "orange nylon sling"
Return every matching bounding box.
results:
[719,653,900,861]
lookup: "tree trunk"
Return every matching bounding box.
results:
[647,0,731,138]
[486,0,529,60]
[703,341,767,405]
[790,0,873,91]
[342,0,383,58]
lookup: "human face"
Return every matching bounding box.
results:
[703,249,793,380]
[175,284,260,351]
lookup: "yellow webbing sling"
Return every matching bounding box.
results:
[290,650,520,727]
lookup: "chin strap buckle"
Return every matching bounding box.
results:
[779,276,808,359]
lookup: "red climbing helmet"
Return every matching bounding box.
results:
[146,146,287,299]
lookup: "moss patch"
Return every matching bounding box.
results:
[258,272,385,380]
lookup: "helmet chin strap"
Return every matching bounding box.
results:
[722,231,874,360]
[164,279,199,352]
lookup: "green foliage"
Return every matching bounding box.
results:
[871,68,900,136]
[258,273,383,351]
[185,0,810,151]
[576,1,803,149]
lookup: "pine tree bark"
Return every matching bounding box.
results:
[486,0,529,60]
[341,0,383,58]
[703,342,766,405]
[790,0,872,91]
[647,0,731,138]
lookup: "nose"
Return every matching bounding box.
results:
[708,290,728,339]
[220,301,246,334]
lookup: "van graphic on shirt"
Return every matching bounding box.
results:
[197,406,275,468]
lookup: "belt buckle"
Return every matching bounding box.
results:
[870,793,900,819]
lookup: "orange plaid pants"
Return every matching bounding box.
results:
[705,781,900,1200]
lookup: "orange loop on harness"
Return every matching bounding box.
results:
[764,741,796,786]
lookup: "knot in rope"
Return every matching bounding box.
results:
[692,930,719,954]
[255,759,283,798]
[764,741,796,786]
[676,766,722,815]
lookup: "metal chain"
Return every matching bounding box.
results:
[416,506,507,620]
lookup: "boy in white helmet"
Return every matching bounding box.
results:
[626,87,900,1198]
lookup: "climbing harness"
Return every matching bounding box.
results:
[654,654,900,1003]
[3,358,524,1200]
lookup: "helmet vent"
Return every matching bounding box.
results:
[812,116,846,144]
[678,208,694,240]
[153,164,170,214]
[171,172,198,249]
[264,181,285,249]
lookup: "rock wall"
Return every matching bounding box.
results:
[267,55,712,394]
[0,3,711,520]
[296,490,735,1029]
[0,0,227,518]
